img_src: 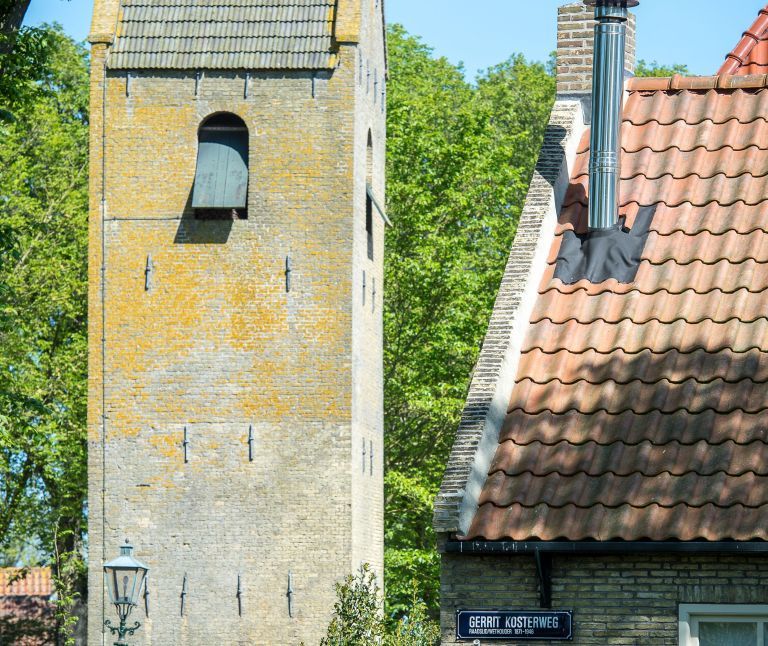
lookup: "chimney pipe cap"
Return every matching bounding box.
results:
[584,0,640,7]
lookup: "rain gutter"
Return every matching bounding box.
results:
[445,540,768,555]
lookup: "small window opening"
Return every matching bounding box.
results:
[192,112,248,219]
[366,131,374,260]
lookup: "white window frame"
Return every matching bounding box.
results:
[680,604,768,645]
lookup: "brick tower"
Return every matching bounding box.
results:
[86,1,386,643]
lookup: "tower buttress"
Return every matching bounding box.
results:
[335,0,362,43]
[89,0,119,44]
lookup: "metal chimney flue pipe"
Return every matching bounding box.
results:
[585,0,638,230]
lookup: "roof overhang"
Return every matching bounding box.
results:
[445,540,768,555]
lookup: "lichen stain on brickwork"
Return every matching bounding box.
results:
[88,1,386,641]
[147,432,178,458]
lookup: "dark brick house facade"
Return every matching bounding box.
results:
[0,568,54,645]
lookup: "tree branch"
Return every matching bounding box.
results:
[0,0,32,54]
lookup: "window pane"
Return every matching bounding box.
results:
[699,621,757,646]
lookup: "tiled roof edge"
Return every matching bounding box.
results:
[107,60,338,71]
[718,4,768,75]
[433,100,588,535]
[628,73,768,92]
[0,567,53,597]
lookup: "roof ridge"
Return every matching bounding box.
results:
[628,73,768,92]
[718,4,768,75]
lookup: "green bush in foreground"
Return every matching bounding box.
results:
[320,565,440,646]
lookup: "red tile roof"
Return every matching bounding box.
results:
[0,568,53,597]
[463,78,768,542]
[719,5,768,75]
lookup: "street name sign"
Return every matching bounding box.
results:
[456,610,573,641]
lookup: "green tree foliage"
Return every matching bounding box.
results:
[383,24,555,619]
[0,27,56,120]
[635,59,691,77]
[319,565,440,646]
[0,24,88,643]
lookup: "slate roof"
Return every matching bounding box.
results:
[463,73,768,542]
[108,0,338,70]
[719,5,768,75]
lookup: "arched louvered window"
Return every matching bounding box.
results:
[192,113,248,218]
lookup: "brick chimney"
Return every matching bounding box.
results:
[556,2,636,96]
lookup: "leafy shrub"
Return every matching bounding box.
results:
[320,565,439,646]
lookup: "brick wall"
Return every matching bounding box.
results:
[557,2,636,96]
[87,2,385,643]
[440,552,768,645]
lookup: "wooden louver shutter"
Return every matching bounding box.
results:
[192,126,248,209]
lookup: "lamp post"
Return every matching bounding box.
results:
[103,540,149,646]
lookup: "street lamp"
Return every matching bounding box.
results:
[103,540,149,646]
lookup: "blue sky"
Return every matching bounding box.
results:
[24,0,763,79]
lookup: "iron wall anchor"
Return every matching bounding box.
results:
[180,573,188,616]
[182,426,189,464]
[286,572,294,618]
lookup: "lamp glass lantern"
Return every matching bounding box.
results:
[103,540,149,644]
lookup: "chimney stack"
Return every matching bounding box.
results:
[557,2,636,96]
[583,1,638,230]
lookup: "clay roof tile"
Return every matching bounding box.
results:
[464,59,768,543]
[0,568,53,598]
[719,5,768,75]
